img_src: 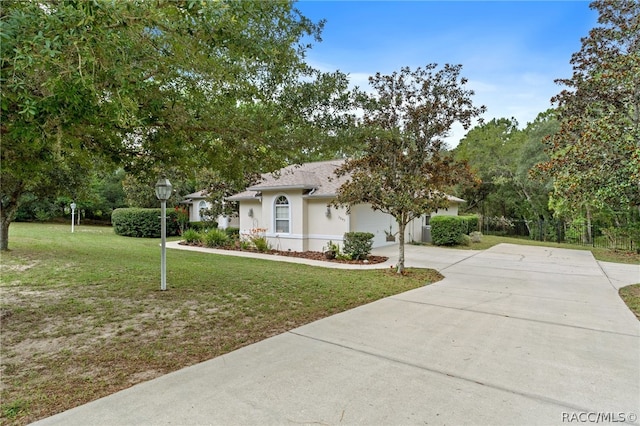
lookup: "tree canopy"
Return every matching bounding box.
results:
[0,0,355,250]
[538,0,640,220]
[454,112,557,227]
[333,64,484,273]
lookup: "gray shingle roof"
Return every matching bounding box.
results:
[228,159,349,200]
[226,159,465,203]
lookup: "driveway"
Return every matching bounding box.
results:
[34,244,640,425]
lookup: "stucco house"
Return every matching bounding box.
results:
[226,159,464,252]
[181,190,239,229]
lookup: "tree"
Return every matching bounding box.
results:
[455,111,559,237]
[333,64,484,273]
[538,0,640,222]
[1,0,355,250]
[516,111,558,225]
[453,117,525,218]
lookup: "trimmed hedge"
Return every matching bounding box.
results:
[461,214,479,234]
[112,208,180,238]
[343,232,374,260]
[430,216,468,246]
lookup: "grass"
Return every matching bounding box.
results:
[619,284,640,320]
[433,234,640,264]
[0,223,441,425]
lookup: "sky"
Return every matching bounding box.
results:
[295,0,599,147]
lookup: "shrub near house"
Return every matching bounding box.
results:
[431,215,478,246]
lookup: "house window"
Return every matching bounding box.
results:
[198,201,208,221]
[274,195,290,233]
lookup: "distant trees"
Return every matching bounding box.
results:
[454,0,639,244]
[454,112,557,230]
[334,64,483,273]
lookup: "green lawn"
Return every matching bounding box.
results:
[2,223,638,424]
[444,234,640,265]
[619,284,640,320]
[0,223,440,425]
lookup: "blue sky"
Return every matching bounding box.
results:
[295,1,599,147]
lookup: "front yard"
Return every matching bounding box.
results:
[0,223,440,425]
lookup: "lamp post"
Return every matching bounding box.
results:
[70,202,77,233]
[155,177,173,291]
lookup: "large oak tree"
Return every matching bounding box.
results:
[538,0,640,223]
[333,64,484,273]
[1,0,354,250]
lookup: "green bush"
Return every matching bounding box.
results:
[182,229,202,244]
[461,215,479,234]
[112,208,180,238]
[224,227,240,238]
[431,216,468,246]
[252,236,270,252]
[343,232,374,260]
[203,228,230,248]
[188,221,205,232]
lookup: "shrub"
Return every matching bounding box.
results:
[461,215,479,234]
[112,208,180,238]
[182,229,202,244]
[203,228,230,248]
[173,206,190,235]
[253,236,270,252]
[431,216,468,246]
[343,232,374,260]
[242,228,270,252]
[188,222,204,232]
[224,227,240,239]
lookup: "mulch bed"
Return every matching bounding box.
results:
[178,241,389,265]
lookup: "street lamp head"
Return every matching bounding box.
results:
[70,202,77,210]
[155,178,173,201]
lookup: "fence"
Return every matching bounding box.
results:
[480,216,638,252]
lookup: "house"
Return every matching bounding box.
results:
[181,190,239,229]
[226,159,464,252]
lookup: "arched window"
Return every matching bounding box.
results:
[198,201,208,221]
[274,195,290,233]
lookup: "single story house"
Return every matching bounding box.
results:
[181,190,239,230]
[226,159,464,252]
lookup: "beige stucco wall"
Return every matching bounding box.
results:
[188,199,239,229]
[188,200,211,222]
[305,199,350,252]
[236,192,463,251]
[237,200,262,235]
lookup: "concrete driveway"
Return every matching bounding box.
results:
[34,244,640,425]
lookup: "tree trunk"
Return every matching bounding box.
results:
[585,205,593,244]
[1,208,14,251]
[0,179,24,251]
[397,219,407,274]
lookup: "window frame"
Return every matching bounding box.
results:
[273,195,290,234]
[198,201,208,221]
